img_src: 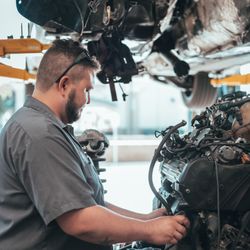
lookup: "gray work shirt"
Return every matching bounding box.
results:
[0,96,111,250]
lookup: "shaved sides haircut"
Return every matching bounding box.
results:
[36,39,99,91]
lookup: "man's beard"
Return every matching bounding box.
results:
[65,90,81,124]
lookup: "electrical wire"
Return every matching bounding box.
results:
[154,126,172,138]
[118,83,128,101]
[73,0,85,37]
[214,158,221,249]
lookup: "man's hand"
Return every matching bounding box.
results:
[146,215,190,245]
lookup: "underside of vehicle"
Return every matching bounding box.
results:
[16,0,250,108]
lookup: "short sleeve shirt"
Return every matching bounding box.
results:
[0,97,111,250]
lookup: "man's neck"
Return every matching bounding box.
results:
[32,88,64,122]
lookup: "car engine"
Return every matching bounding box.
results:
[148,91,250,250]
[118,91,250,250]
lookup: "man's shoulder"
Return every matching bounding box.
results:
[3,106,61,142]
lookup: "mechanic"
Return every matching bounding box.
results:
[0,39,189,250]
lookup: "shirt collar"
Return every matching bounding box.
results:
[23,96,66,129]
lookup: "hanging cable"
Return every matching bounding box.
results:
[118,83,128,101]
[73,0,85,37]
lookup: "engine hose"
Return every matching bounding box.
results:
[148,120,187,215]
[168,143,192,153]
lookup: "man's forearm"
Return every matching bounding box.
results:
[57,204,189,246]
[77,205,150,244]
[105,201,149,220]
[57,205,150,245]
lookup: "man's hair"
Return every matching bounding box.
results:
[36,39,99,91]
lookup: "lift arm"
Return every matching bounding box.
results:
[0,38,50,80]
[0,38,50,56]
[211,73,250,86]
[0,63,35,80]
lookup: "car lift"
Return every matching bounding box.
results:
[211,73,250,86]
[0,38,50,80]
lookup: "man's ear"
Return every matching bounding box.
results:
[57,76,71,96]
